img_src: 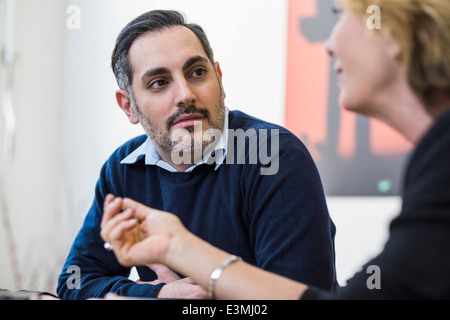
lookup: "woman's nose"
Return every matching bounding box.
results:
[324,39,334,57]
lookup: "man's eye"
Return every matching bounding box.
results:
[191,68,206,78]
[149,79,167,89]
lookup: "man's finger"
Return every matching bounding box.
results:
[147,264,181,283]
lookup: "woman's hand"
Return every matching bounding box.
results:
[100,194,186,267]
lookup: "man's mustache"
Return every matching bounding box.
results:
[166,105,211,131]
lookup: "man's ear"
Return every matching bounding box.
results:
[214,61,226,99]
[116,89,139,124]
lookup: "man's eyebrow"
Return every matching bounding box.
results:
[141,67,170,82]
[140,56,209,83]
[183,55,209,71]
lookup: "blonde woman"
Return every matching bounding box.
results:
[101,0,450,299]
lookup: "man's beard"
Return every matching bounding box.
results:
[132,97,226,159]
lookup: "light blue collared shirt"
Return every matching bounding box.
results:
[120,108,229,172]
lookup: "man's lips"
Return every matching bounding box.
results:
[172,114,205,128]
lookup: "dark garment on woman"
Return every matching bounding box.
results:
[303,109,450,300]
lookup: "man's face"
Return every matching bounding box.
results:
[126,26,226,162]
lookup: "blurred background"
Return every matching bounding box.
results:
[0,0,402,295]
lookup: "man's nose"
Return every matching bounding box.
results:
[174,78,197,107]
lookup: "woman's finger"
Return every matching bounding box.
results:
[109,218,139,242]
[100,195,123,230]
[100,208,134,243]
[103,194,115,211]
[122,198,162,221]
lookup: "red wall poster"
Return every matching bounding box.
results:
[285,0,412,196]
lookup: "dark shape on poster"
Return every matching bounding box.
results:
[298,0,409,196]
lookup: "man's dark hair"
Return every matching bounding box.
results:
[111,10,215,95]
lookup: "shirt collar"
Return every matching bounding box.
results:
[120,108,229,172]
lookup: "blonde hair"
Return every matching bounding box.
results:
[345,0,450,107]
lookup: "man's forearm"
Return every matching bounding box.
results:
[57,275,165,299]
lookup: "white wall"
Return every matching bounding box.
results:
[328,197,400,285]
[0,0,401,295]
[0,0,66,292]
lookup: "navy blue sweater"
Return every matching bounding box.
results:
[57,110,338,299]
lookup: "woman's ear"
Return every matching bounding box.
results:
[386,43,400,59]
[116,90,139,124]
[381,28,401,60]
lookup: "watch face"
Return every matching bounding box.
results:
[285,0,410,196]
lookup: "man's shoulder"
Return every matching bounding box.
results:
[226,109,312,165]
[227,110,304,149]
[107,134,148,163]
[228,109,293,135]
